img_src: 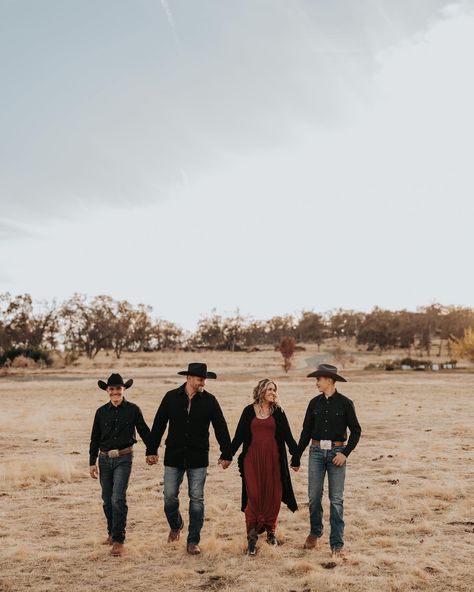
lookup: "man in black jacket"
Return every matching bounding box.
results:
[146,363,232,555]
[292,364,361,557]
[89,373,152,557]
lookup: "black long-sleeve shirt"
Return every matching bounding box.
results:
[147,383,232,468]
[89,398,152,465]
[293,391,361,465]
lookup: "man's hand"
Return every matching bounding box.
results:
[89,465,98,479]
[291,466,300,472]
[146,455,158,465]
[218,459,232,470]
[332,452,347,467]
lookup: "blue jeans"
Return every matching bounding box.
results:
[164,465,208,545]
[308,445,346,549]
[99,453,133,543]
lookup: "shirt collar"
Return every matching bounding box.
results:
[179,383,204,399]
[107,397,127,409]
[318,390,339,401]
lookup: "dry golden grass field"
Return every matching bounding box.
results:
[0,347,473,592]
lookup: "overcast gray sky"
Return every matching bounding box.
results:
[1,0,473,328]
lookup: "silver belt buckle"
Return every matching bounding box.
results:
[320,440,332,450]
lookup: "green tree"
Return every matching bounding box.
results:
[296,311,326,348]
[328,309,364,342]
[60,294,115,358]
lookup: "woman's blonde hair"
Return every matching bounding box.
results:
[252,378,281,410]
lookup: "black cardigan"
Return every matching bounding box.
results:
[231,404,299,513]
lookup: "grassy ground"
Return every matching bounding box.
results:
[0,348,473,592]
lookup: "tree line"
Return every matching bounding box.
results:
[1,293,473,362]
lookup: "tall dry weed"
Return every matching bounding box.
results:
[0,456,80,487]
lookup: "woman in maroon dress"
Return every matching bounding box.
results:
[231,379,299,555]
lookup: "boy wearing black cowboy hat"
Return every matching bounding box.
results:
[146,362,233,555]
[89,373,152,557]
[291,364,361,557]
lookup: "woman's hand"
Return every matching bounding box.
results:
[332,452,347,467]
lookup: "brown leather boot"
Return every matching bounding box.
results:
[304,534,321,549]
[110,542,124,556]
[186,543,201,555]
[102,535,113,545]
[331,548,345,559]
[168,524,183,543]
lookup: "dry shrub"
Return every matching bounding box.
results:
[285,560,316,574]
[450,327,474,362]
[0,457,79,486]
[331,344,349,368]
[279,336,296,372]
[11,355,36,369]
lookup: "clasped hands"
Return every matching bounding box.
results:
[332,452,347,467]
[145,456,232,469]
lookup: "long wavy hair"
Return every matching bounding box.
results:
[252,378,281,412]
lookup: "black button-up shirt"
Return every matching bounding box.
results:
[147,383,232,469]
[89,398,152,465]
[295,391,361,462]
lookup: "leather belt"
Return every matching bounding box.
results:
[311,440,345,447]
[99,446,133,458]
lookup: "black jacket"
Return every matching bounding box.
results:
[148,383,232,468]
[231,404,299,513]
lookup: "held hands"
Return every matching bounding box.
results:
[332,452,347,467]
[146,455,159,466]
[89,465,98,479]
[218,459,232,470]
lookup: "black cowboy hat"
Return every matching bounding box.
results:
[98,373,134,390]
[177,362,217,380]
[307,363,347,382]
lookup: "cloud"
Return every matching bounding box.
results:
[160,0,180,48]
[0,0,462,222]
[0,220,37,241]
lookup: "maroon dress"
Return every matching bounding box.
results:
[243,415,282,534]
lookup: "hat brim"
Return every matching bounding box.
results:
[306,370,347,382]
[98,378,134,390]
[177,371,217,379]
